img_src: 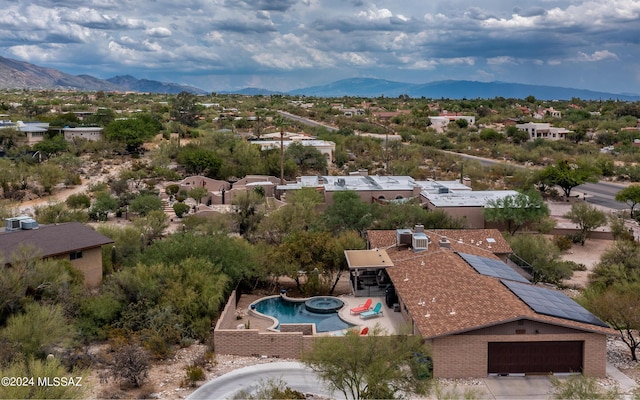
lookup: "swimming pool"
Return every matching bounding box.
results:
[252,296,354,333]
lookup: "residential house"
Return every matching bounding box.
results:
[421,189,520,229]
[18,121,49,145]
[173,175,282,207]
[429,113,476,131]
[361,227,613,378]
[516,122,572,141]
[63,126,104,142]
[250,134,336,164]
[0,218,114,287]
[278,174,518,229]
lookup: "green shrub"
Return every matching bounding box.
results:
[173,202,190,218]
[554,235,573,251]
[551,375,620,399]
[183,365,205,387]
[232,378,306,400]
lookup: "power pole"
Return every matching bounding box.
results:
[280,127,284,184]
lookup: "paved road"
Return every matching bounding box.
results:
[187,362,344,400]
[449,151,628,211]
[278,110,338,131]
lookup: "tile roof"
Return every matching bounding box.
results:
[0,222,113,264]
[366,229,613,337]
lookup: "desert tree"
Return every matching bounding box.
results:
[484,190,550,235]
[536,159,599,199]
[615,184,640,219]
[564,202,607,246]
[581,283,640,361]
[302,326,431,400]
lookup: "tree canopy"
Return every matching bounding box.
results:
[105,113,161,152]
[536,159,599,198]
[563,202,608,245]
[484,190,550,235]
[302,327,431,400]
[615,184,640,218]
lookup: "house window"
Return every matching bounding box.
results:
[70,251,83,260]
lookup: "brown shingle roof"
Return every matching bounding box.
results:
[0,222,113,264]
[366,228,512,258]
[366,229,613,337]
[432,229,512,254]
[384,249,613,337]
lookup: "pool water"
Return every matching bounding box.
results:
[254,297,354,332]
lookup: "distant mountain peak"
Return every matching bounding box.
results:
[0,56,207,94]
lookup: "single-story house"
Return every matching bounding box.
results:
[63,126,103,142]
[362,226,614,378]
[0,218,113,287]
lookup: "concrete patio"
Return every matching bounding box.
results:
[334,295,409,335]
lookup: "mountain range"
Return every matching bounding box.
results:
[1,55,638,100]
[0,56,207,95]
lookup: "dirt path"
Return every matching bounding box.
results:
[16,159,131,216]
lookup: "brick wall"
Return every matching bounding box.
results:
[432,332,606,378]
[281,324,315,335]
[214,290,318,359]
[214,329,307,359]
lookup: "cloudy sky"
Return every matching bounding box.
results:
[1,0,639,94]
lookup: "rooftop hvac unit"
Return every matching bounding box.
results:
[396,229,413,247]
[5,216,38,232]
[412,233,429,252]
[414,224,424,233]
[20,218,39,230]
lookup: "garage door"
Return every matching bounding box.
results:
[488,341,583,375]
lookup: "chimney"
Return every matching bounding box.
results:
[438,237,451,249]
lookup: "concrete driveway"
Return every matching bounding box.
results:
[188,361,636,400]
[186,361,345,400]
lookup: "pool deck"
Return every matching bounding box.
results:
[232,293,408,335]
[334,295,410,335]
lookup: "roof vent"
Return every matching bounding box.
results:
[336,178,346,187]
[439,237,451,249]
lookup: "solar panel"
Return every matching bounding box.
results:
[458,252,530,284]
[501,280,609,328]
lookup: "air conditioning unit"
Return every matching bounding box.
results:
[396,229,413,247]
[412,233,429,252]
[5,216,38,232]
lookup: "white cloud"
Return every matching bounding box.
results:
[146,27,172,37]
[576,50,619,62]
[357,6,393,20]
[487,56,517,65]
[0,0,638,94]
